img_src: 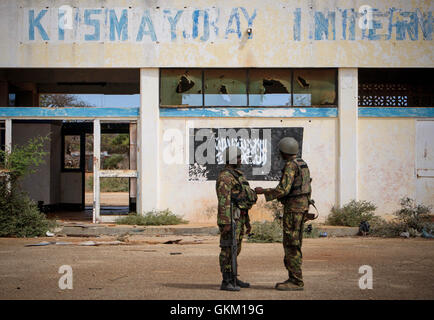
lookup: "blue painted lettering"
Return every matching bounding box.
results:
[110,9,128,41]
[84,9,101,41]
[193,10,210,42]
[164,9,183,41]
[225,8,241,39]
[293,8,301,41]
[29,9,49,40]
[136,10,157,41]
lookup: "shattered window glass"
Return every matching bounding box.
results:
[249,69,292,106]
[204,69,248,106]
[293,69,337,106]
[160,69,203,106]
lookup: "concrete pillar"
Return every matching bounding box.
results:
[129,122,137,212]
[93,119,101,223]
[137,68,160,214]
[338,68,358,206]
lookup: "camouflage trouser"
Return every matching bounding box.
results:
[218,215,247,273]
[282,209,305,286]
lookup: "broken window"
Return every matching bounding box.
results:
[293,69,337,106]
[63,135,81,170]
[204,69,248,106]
[159,68,337,107]
[249,69,292,106]
[160,69,203,106]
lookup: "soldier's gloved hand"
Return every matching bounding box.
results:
[222,224,231,234]
[255,187,264,194]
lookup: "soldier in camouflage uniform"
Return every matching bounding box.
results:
[255,137,311,291]
[216,146,252,291]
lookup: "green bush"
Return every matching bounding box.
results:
[248,200,319,243]
[0,136,56,237]
[0,190,56,237]
[116,209,188,226]
[102,154,125,170]
[370,197,432,237]
[394,197,432,231]
[326,200,380,227]
[86,176,129,192]
[264,200,284,220]
[247,219,319,243]
[248,220,283,243]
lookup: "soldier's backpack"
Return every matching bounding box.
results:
[226,168,258,210]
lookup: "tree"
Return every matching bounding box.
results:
[0,136,56,237]
[39,94,94,108]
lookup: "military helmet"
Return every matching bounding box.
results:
[224,146,242,164]
[278,137,299,155]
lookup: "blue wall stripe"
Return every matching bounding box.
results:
[359,107,434,117]
[160,107,338,118]
[2,107,432,119]
[0,107,139,118]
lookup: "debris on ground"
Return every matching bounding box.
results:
[319,232,328,237]
[79,241,97,246]
[25,241,52,247]
[421,229,434,239]
[25,240,124,247]
[45,231,55,237]
[164,239,182,244]
[170,252,182,255]
[53,242,73,245]
[117,233,130,242]
[400,232,410,238]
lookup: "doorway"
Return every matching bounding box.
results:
[416,120,434,208]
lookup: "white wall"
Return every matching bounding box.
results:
[358,118,416,216]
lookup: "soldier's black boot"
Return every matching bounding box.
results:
[236,278,250,288]
[220,272,240,291]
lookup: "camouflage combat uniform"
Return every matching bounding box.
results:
[216,165,250,273]
[263,157,310,287]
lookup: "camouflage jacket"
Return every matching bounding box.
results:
[216,166,250,225]
[263,158,309,212]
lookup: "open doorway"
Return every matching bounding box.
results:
[59,121,136,220]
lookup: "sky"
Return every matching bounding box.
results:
[72,94,140,108]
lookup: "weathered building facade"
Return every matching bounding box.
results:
[0,0,433,223]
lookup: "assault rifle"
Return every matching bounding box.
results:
[230,202,238,288]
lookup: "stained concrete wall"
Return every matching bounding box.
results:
[358,119,416,216]
[159,118,338,223]
[12,122,61,206]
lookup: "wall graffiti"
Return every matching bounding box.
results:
[189,127,304,181]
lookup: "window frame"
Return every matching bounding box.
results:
[61,131,84,172]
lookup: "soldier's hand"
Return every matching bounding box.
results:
[222,224,231,234]
[255,187,264,194]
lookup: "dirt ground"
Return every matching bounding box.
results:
[0,235,433,300]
